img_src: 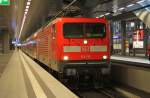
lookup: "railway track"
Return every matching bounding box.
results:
[74,88,127,98]
[30,54,127,98]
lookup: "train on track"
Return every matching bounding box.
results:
[22,17,110,88]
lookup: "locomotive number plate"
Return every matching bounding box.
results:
[81,46,90,52]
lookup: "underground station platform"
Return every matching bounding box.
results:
[1,0,150,98]
[0,50,78,98]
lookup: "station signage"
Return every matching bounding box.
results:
[133,29,144,48]
[0,0,10,6]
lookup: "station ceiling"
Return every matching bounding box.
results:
[0,0,148,41]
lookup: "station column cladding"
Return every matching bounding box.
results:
[2,30,9,53]
[121,20,126,55]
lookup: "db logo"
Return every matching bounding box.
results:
[81,46,90,52]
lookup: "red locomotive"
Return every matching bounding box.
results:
[22,17,110,87]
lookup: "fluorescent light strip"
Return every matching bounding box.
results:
[136,0,145,4]
[118,7,125,11]
[105,12,110,15]
[126,4,135,7]
[26,5,29,9]
[19,15,26,39]
[99,15,104,17]
[25,11,27,14]
[18,1,31,39]
[27,2,31,5]
[25,8,28,12]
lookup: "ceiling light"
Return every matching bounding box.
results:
[99,15,104,17]
[131,22,135,27]
[27,1,31,5]
[26,5,29,9]
[136,0,145,4]
[18,0,32,40]
[105,13,110,15]
[19,16,26,39]
[118,7,125,11]
[25,9,28,12]
[25,11,27,14]
[126,4,135,8]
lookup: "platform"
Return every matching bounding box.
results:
[0,50,78,98]
[0,51,13,77]
[111,55,150,68]
[111,55,150,94]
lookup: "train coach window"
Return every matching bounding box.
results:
[63,23,84,38]
[86,23,106,38]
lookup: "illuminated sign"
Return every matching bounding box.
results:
[133,29,144,48]
[0,0,10,6]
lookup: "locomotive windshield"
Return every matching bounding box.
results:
[63,23,106,38]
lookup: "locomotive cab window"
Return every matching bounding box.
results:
[86,23,106,38]
[63,23,84,38]
[63,23,106,38]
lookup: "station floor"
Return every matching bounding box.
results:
[0,51,13,77]
[0,50,78,98]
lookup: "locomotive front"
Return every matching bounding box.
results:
[57,18,110,79]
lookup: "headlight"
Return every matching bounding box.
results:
[103,55,107,59]
[63,56,69,60]
[83,40,88,44]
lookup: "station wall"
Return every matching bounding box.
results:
[112,64,150,93]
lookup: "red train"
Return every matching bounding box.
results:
[22,17,110,86]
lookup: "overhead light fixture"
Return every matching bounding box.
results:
[18,0,32,39]
[136,0,145,4]
[19,15,26,39]
[126,4,135,8]
[27,1,31,5]
[26,5,29,9]
[99,15,104,17]
[118,7,125,11]
[105,13,110,16]
[24,11,27,14]
[25,8,28,12]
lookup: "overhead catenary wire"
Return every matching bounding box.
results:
[42,0,78,27]
[52,0,78,19]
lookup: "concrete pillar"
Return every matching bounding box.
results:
[121,21,126,56]
[0,34,2,53]
[2,32,10,53]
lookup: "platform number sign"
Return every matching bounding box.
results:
[0,0,10,6]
